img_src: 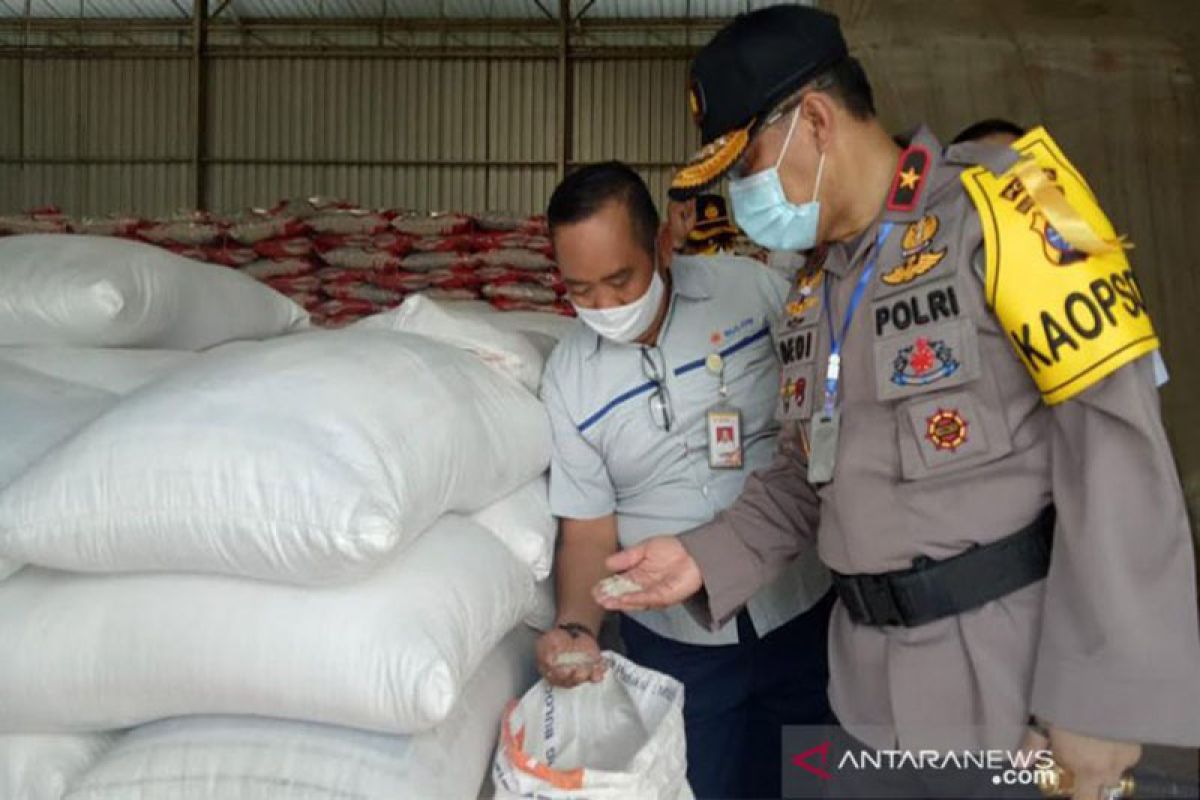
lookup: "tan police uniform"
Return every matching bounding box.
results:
[679,124,1200,752]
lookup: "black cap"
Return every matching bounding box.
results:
[671,4,848,200]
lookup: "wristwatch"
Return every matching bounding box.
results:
[556,622,596,641]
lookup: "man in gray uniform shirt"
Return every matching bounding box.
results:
[536,161,833,799]
[595,6,1200,800]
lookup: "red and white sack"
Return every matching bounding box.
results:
[0,215,69,236]
[422,288,480,302]
[140,219,223,246]
[475,212,548,236]
[228,216,306,245]
[321,248,402,271]
[409,234,476,254]
[315,298,380,319]
[489,298,576,317]
[254,236,313,259]
[478,248,556,271]
[308,211,389,236]
[473,232,553,255]
[202,245,258,268]
[371,231,414,255]
[400,251,474,273]
[316,266,372,285]
[241,258,315,280]
[369,271,433,292]
[483,283,559,305]
[70,216,144,238]
[265,275,320,295]
[323,284,405,306]
[392,213,472,237]
[429,267,484,290]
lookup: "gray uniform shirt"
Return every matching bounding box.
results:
[543,254,831,646]
[681,126,1200,749]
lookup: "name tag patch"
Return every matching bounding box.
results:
[873,279,962,338]
[777,328,818,367]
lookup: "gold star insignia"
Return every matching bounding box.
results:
[898,167,921,191]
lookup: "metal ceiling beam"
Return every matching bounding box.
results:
[0,44,701,59]
[555,0,571,181]
[191,0,209,210]
[0,16,732,33]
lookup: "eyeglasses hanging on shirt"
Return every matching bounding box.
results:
[640,346,675,432]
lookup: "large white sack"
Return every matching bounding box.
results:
[0,234,308,349]
[0,347,194,394]
[0,363,116,490]
[65,627,538,800]
[493,653,692,800]
[0,329,552,583]
[0,516,535,735]
[0,362,120,582]
[356,294,544,392]
[0,733,116,800]
[471,476,556,581]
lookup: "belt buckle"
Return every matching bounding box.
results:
[861,574,907,627]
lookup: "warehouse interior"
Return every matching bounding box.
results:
[1,0,1196,522]
[0,0,1198,797]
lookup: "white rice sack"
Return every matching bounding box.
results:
[0,363,120,582]
[356,294,544,392]
[65,627,538,800]
[0,329,551,583]
[0,356,175,583]
[0,235,308,349]
[471,476,556,580]
[0,733,116,800]
[0,517,535,734]
[0,347,193,395]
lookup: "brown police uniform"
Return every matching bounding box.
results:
[679,125,1200,752]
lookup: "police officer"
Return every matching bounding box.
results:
[593,6,1200,800]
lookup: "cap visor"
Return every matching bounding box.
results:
[669,124,752,201]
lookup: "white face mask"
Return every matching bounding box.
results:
[573,268,666,344]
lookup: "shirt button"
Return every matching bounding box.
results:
[701,486,710,497]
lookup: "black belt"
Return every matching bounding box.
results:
[832,507,1055,628]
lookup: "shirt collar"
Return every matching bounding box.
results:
[584,260,710,360]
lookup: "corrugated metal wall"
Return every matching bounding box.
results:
[573,58,700,204]
[0,3,1196,517]
[1,58,192,214]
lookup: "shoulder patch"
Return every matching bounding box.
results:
[887,145,931,212]
[960,126,1158,405]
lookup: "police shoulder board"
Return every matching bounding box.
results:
[960,126,1158,405]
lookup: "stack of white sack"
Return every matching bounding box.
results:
[0,251,566,797]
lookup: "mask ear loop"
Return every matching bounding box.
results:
[811,150,827,203]
[774,107,801,169]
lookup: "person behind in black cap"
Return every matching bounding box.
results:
[951,117,1026,147]
[592,4,1199,800]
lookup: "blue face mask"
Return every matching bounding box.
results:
[728,108,826,252]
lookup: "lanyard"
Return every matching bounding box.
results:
[821,222,894,415]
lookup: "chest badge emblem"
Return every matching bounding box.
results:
[881,214,947,286]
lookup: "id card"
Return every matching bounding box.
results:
[807,408,840,484]
[707,407,744,470]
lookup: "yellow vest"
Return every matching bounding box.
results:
[961,127,1158,405]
